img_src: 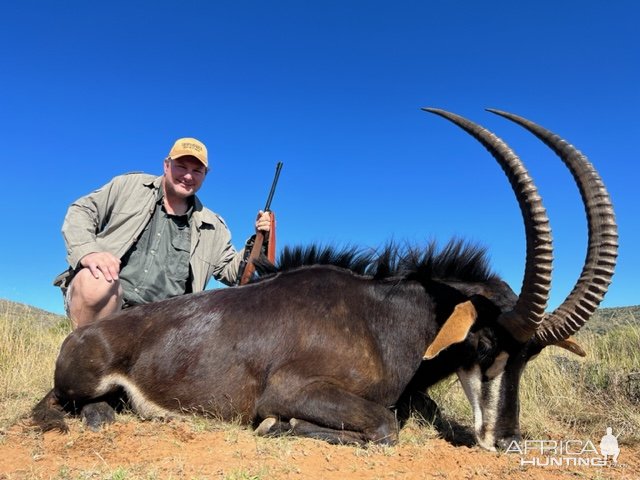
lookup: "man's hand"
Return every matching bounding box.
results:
[80,252,121,282]
[255,210,272,233]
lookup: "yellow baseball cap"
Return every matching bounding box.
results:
[168,137,208,168]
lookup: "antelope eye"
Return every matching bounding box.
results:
[477,334,495,359]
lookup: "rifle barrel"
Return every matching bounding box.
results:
[264,161,283,211]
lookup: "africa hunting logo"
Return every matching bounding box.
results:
[506,427,622,467]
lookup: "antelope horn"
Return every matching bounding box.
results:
[487,109,618,344]
[423,108,553,342]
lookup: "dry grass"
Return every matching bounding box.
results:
[428,309,640,444]
[0,302,71,429]
[1,300,639,448]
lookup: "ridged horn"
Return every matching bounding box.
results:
[487,109,618,344]
[423,108,553,342]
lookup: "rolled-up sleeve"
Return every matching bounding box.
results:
[62,180,118,268]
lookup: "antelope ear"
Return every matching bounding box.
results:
[553,337,587,357]
[423,301,478,360]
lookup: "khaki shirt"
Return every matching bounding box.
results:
[54,173,244,293]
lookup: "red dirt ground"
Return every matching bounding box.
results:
[1,419,638,479]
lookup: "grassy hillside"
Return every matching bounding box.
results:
[583,305,640,333]
[1,299,638,445]
[0,300,70,428]
[0,299,65,327]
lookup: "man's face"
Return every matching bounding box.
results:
[164,156,207,199]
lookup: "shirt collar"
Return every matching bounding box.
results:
[144,175,214,228]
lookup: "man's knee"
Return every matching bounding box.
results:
[69,268,122,308]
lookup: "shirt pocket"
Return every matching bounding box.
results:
[168,231,191,281]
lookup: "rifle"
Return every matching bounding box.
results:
[239,161,283,285]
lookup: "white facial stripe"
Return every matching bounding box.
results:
[457,366,483,433]
[458,362,508,452]
[97,373,178,419]
[477,369,505,451]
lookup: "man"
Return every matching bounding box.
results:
[54,137,271,329]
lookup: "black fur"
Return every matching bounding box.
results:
[256,239,497,284]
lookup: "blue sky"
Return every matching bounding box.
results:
[0,1,638,314]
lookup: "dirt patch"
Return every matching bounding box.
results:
[1,419,638,479]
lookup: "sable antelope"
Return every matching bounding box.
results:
[32,109,617,449]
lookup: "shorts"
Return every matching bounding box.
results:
[62,277,75,319]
